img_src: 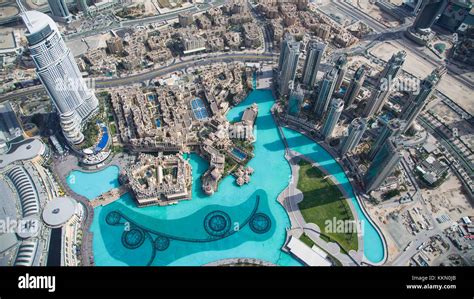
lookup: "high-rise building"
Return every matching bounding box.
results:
[343,64,367,108]
[321,98,343,140]
[340,117,367,156]
[301,40,326,88]
[18,3,98,145]
[412,0,448,30]
[313,67,337,118]
[377,50,406,87]
[47,0,72,23]
[287,84,305,117]
[406,0,448,45]
[278,33,300,97]
[368,118,406,160]
[400,66,445,132]
[363,137,403,192]
[363,86,384,118]
[334,55,348,93]
[366,51,407,117]
[436,0,473,32]
[76,0,89,14]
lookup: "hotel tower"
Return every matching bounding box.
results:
[18,1,98,144]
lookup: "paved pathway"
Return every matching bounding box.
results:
[277,147,362,266]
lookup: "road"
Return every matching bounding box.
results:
[63,0,227,41]
[330,0,474,90]
[0,52,277,101]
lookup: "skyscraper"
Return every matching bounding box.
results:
[334,55,348,92]
[302,40,326,88]
[343,64,367,108]
[278,33,300,97]
[377,50,406,87]
[366,51,407,117]
[363,137,402,193]
[368,118,406,160]
[406,0,448,45]
[18,3,98,145]
[47,0,72,23]
[313,67,337,118]
[321,98,343,140]
[76,0,89,14]
[400,66,445,132]
[412,0,448,31]
[287,84,305,117]
[363,86,384,118]
[340,117,367,156]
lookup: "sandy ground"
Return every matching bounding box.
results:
[0,6,18,18]
[26,0,48,9]
[366,201,409,263]
[66,33,111,57]
[370,41,474,115]
[422,174,474,231]
[356,0,401,28]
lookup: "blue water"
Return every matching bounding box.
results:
[66,89,385,265]
[231,147,247,160]
[95,126,109,152]
[281,128,385,263]
[67,166,120,200]
[68,90,301,266]
[191,98,209,120]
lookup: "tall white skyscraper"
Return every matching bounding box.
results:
[364,51,407,118]
[321,98,343,140]
[340,117,367,156]
[400,66,445,133]
[278,33,300,97]
[313,67,337,118]
[302,40,326,88]
[18,2,98,145]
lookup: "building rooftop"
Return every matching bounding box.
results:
[286,236,332,266]
[21,10,58,35]
[0,29,16,50]
[42,197,78,228]
[0,138,45,169]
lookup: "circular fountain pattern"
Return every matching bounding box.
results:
[203,211,232,237]
[154,235,170,251]
[122,228,146,249]
[106,211,121,225]
[249,213,271,234]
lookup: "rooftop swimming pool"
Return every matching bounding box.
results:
[67,89,385,265]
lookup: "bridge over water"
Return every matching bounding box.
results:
[91,185,129,208]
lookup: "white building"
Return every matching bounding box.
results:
[18,3,98,145]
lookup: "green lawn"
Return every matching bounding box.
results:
[297,160,358,252]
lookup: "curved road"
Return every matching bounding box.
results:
[0,52,277,101]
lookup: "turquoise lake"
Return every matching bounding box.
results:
[67,89,385,265]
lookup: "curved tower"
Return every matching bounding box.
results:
[18,4,98,144]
